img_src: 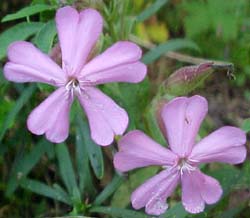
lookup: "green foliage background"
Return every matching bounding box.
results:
[0,0,249,217]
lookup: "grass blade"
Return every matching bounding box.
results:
[55,143,79,198]
[0,84,36,143]
[34,20,57,53]
[6,139,51,196]
[2,4,56,22]
[142,39,200,64]
[162,202,187,218]
[94,174,124,206]
[20,178,71,205]
[0,22,43,59]
[76,121,96,196]
[77,118,104,179]
[90,206,147,218]
[137,0,169,22]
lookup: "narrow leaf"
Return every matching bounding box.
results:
[34,20,57,53]
[144,99,166,145]
[162,202,187,218]
[20,178,71,205]
[90,206,147,218]
[240,162,250,187]
[137,0,169,22]
[76,121,96,196]
[2,4,56,22]
[0,84,36,143]
[142,39,200,64]
[6,139,51,196]
[0,22,43,59]
[55,143,79,197]
[53,183,72,203]
[111,166,159,208]
[77,118,104,179]
[221,206,244,218]
[210,165,240,196]
[94,174,124,206]
[242,118,250,133]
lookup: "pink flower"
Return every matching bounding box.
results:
[3,6,147,145]
[114,95,246,215]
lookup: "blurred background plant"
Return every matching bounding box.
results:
[0,0,249,217]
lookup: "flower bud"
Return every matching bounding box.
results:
[164,62,214,95]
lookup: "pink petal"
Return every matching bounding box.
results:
[81,41,142,75]
[189,126,247,164]
[113,130,178,172]
[27,87,73,143]
[131,168,180,216]
[199,172,222,204]
[55,6,78,72]
[4,41,66,85]
[82,62,146,85]
[181,170,205,214]
[77,87,128,146]
[79,41,146,84]
[161,95,208,157]
[181,170,222,214]
[56,6,103,75]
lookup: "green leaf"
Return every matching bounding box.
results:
[221,206,245,218]
[55,143,79,198]
[34,20,57,53]
[20,178,71,204]
[111,167,159,208]
[182,0,244,41]
[53,183,72,203]
[94,174,124,206]
[162,202,187,218]
[182,1,210,39]
[102,79,150,130]
[77,117,104,179]
[2,4,56,22]
[238,161,250,188]
[209,164,240,196]
[241,118,250,133]
[137,0,169,22]
[142,39,200,64]
[0,22,44,60]
[6,139,52,196]
[191,164,248,216]
[0,84,36,143]
[90,206,147,218]
[144,97,167,145]
[75,122,96,196]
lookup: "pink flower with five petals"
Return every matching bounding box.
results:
[3,6,147,145]
[114,95,246,215]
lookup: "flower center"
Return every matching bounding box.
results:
[177,158,196,175]
[65,77,81,96]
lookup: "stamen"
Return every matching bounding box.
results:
[65,77,81,97]
[177,158,196,175]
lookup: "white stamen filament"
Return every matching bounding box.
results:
[178,159,196,175]
[65,78,81,98]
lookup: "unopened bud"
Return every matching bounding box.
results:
[164,62,214,95]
